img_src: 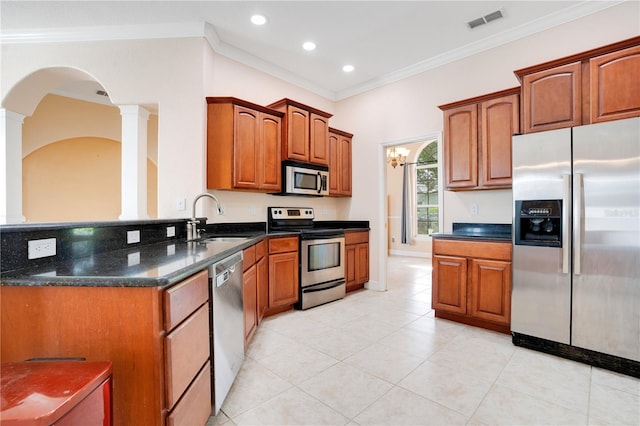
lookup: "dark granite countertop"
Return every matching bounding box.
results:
[0,234,266,287]
[432,223,512,242]
[0,218,369,288]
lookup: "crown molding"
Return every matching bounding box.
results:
[0,22,207,44]
[335,0,625,100]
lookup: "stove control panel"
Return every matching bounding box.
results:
[269,207,314,220]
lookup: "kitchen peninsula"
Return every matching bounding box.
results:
[0,217,369,425]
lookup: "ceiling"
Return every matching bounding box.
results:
[0,1,623,102]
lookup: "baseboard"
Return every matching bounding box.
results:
[388,249,431,258]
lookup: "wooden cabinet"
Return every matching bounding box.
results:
[267,98,332,165]
[520,62,582,133]
[242,239,268,347]
[432,239,511,334]
[0,269,212,426]
[242,254,258,346]
[345,230,369,292]
[590,44,640,123]
[267,236,299,312]
[256,241,268,324]
[206,97,283,192]
[328,128,353,196]
[516,36,640,133]
[439,88,519,190]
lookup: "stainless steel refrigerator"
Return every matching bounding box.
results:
[511,117,639,373]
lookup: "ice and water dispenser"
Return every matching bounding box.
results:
[514,200,563,247]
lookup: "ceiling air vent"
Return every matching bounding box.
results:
[467,9,504,29]
[96,90,109,97]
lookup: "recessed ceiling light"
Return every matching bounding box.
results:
[302,41,316,51]
[250,14,267,25]
[342,64,355,73]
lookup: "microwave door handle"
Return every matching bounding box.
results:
[317,172,322,194]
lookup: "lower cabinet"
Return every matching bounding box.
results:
[432,239,511,333]
[345,230,369,292]
[242,239,267,347]
[0,269,212,426]
[268,236,299,312]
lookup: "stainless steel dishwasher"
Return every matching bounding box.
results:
[209,251,244,415]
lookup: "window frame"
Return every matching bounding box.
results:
[414,139,440,239]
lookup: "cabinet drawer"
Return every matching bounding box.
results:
[255,239,267,261]
[165,304,210,409]
[164,270,209,331]
[433,239,511,261]
[166,362,212,426]
[345,231,368,245]
[269,236,298,253]
[243,245,256,271]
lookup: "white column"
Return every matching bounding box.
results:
[0,109,26,224]
[119,105,150,220]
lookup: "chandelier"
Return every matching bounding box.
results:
[387,147,410,168]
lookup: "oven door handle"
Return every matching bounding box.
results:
[300,232,345,240]
[302,280,345,293]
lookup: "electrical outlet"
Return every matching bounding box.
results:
[471,203,479,215]
[176,198,186,211]
[28,238,57,259]
[166,226,175,237]
[127,230,140,244]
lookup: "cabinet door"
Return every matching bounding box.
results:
[268,251,299,307]
[522,62,582,133]
[339,134,352,195]
[259,113,282,191]
[480,94,519,187]
[356,243,369,285]
[469,259,511,326]
[243,264,258,345]
[590,44,640,123]
[444,104,478,189]
[309,113,329,165]
[432,255,467,314]
[328,132,353,196]
[286,106,309,162]
[328,133,340,194]
[257,256,268,324]
[233,106,259,189]
[345,244,356,290]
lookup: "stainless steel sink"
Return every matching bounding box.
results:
[202,236,248,243]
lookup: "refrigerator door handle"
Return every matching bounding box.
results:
[562,173,571,274]
[573,173,584,275]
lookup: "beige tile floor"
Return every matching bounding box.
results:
[208,256,640,425]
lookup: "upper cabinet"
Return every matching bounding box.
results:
[439,88,520,190]
[328,127,353,197]
[206,97,283,192]
[267,98,332,166]
[515,36,640,133]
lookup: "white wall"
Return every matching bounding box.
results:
[335,1,639,287]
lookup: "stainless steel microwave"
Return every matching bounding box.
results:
[282,160,329,196]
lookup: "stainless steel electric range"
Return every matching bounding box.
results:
[267,207,345,310]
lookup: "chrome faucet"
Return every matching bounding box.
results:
[187,193,224,241]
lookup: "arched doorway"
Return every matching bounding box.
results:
[1,66,158,223]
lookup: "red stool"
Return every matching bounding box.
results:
[0,360,112,426]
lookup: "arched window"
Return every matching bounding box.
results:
[415,141,439,235]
